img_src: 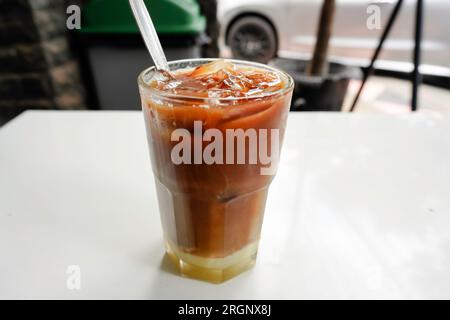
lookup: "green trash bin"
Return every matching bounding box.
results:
[80,0,206,109]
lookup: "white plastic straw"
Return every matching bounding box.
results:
[129,0,169,71]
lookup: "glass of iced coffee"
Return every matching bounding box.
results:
[138,59,293,283]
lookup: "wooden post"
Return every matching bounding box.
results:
[198,0,220,58]
[308,0,336,76]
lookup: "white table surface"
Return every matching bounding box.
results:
[0,110,449,300]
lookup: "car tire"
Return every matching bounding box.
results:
[227,16,277,63]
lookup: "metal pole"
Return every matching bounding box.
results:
[411,0,424,111]
[350,0,404,112]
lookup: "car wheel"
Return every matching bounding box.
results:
[227,16,277,63]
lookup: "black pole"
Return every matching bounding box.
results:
[350,0,403,112]
[411,0,424,111]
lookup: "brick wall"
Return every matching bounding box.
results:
[0,0,87,122]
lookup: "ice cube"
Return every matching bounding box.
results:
[222,76,243,91]
[163,80,182,90]
[152,70,175,83]
[245,88,264,96]
[189,60,234,78]
[208,89,231,99]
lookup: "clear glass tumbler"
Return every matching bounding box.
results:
[138,59,293,283]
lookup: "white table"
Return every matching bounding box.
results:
[0,110,449,300]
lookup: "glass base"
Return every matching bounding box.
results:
[165,239,258,284]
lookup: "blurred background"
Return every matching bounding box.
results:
[0,0,449,126]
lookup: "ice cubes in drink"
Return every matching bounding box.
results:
[150,60,284,99]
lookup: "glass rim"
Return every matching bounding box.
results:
[138,58,294,102]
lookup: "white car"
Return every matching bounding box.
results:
[218,0,450,75]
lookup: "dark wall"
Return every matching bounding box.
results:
[0,0,87,123]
